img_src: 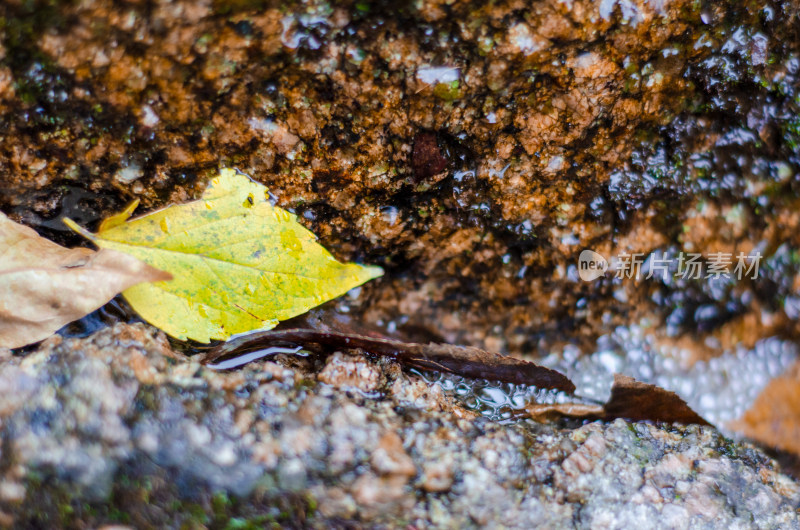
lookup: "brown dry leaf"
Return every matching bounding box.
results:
[206,322,710,424]
[526,403,604,423]
[0,213,172,348]
[729,361,800,455]
[527,374,710,425]
[602,374,710,425]
[203,328,576,392]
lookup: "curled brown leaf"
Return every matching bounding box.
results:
[526,374,710,426]
[203,328,576,393]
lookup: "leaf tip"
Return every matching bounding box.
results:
[98,199,140,232]
[62,217,94,240]
[218,167,239,180]
[362,265,384,280]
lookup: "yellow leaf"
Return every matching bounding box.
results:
[0,212,171,348]
[64,169,383,343]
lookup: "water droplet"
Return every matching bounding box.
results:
[380,206,400,226]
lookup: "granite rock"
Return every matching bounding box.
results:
[0,324,796,528]
[2,0,799,358]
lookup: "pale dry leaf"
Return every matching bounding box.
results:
[729,361,800,455]
[0,213,171,348]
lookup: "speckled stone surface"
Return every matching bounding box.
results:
[0,324,796,528]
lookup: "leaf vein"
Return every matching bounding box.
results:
[106,241,331,282]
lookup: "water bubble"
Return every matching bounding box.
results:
[539,321,798,436]
[416,66,460,85]
[380,206,400,226]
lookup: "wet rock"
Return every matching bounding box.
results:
[370,431,416,478]
[3,0,799,357]
[317,351,383,393]
[2,0,800,524]
[0,324,797,527]
[411,131,449,182]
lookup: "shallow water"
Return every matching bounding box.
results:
[414,324,797,434]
